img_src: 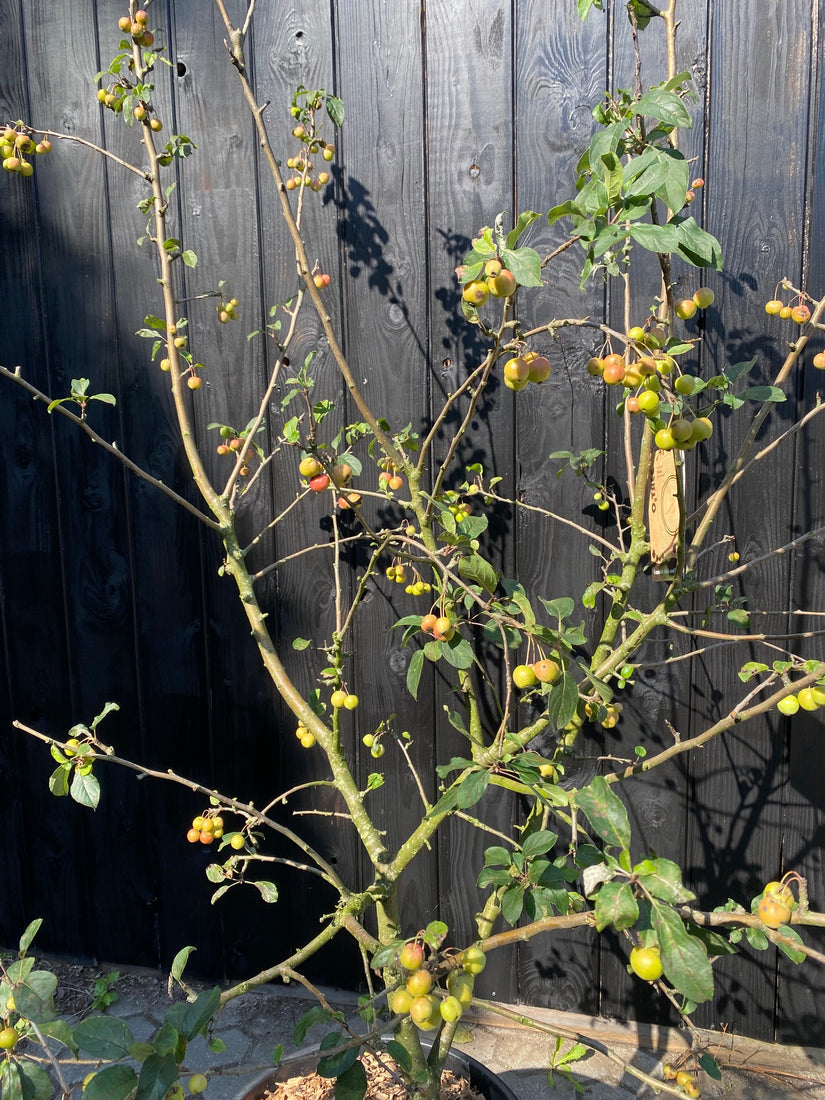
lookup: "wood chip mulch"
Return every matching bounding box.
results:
[261,1049,486,1100]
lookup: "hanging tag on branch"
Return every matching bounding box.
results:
[648,448,680,578]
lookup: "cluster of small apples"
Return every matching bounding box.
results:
[331,689,359,710]
[511,657,562,690]
[186,813,224,845]
[585,699,622,729]
[385,561,431,596]
[388,941,486,1032]
[589,335,714,452]
[158,331,204,391]
[674,285,715,320]
[284,121,334,192]
[406,575,432,597]
[766,298,825,366]
[661,1064,702,1098]
[502,350,552,392]
[299,455,353,494]
[362,732,385,758]
[446,498,471,522]
[378,462,405,493]
[97,82,129,114]
[776,684,825,716]
[757,877,797,929]
[420,613,456,642]
[132,101,163,132]
[295,723,316,748]
[1,126,50,176]
[117,8,155,47]
[461,258,518,307]
[216,427,246,455]
[764,296,812,324]
[313,272,331,289]
[217,297,240,323]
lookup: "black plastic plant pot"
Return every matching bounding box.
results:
[234,1041,520,1100]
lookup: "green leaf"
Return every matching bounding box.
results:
[84,1065,139,1100]
[600,151,623,207]
[369,941,403,970]
[439,635,474,670]
[91,701,119,728]
[181,250,198,268]
[70,769,100,809]
[253,880,279,903]
[635,858,695,905]
[628,222,680,253]
[170,946,195,983]
[15,970,57,1022]
[458,552,499,594]
[635,88,693,129]
[0,1062,25,1100]
[546,671,579,730]
[670,215,724,269]
[593,880,639,931]
[386,1040,412,1071]
[540,596,575,621]
[75,1016,135,1059]
[505,211,540,249]
[18,919,41,956]
[90,392,116,406]
[522,830,558,861]
[18,1063,51,1100]
[406,648,424,699]
[501,884,525,925]
[293,1006,334,1046]
[500,246,542,287]
[317,1034,358,1078]
[483,845,512,868]
[37,1017,78,1056]
[334,1059,367,1100]
[135,1053,179,1100]
[48,764,70,797]
[178,986,221,1040]
[326,96,345,127]
[698,1053,722,1080]
[456,769,490,809]
[651,902,714,1003]
[741,385,786,403]
[774,925,806,964]
[575,776,630,852]
[577,0,603,18]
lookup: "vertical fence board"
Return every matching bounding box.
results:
[683,1,814,1040]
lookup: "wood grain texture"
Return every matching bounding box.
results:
[598,0,713,1028]
[681,0,815,1041]
[512,0,609,1017]
[423,0,521,1004]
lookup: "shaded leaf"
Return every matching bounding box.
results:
[594,880,638,932]
[75,1015,134,1060]
[652,902,714,1003]
[334,1059,367,1100]
[135,1053,179,1100]
[84,1065,139,1100]
[575,776,630,852]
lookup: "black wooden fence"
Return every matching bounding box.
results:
[1,0,824,1046]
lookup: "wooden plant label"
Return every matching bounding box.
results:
[648,448,680,570]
